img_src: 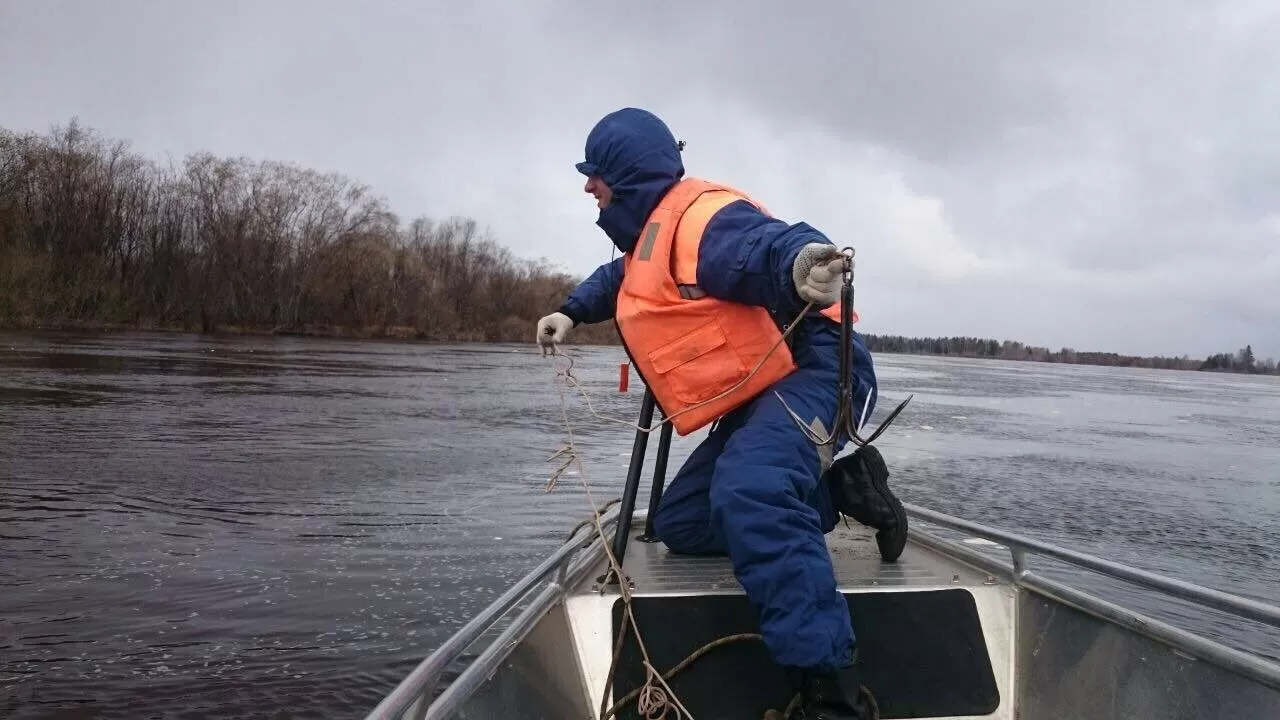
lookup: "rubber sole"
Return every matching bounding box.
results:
[859,445,908,563]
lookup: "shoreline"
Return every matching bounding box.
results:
[0,318,545,344]
[4,320,1275,378]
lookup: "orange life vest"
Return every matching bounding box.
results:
[615,177,858,436]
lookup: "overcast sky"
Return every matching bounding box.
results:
[2,1,1277,359]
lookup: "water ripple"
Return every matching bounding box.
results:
[2,332,1278,718]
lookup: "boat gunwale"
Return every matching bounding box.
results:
[904,502,1280,629]
[908,523,1280,694]
[362,505,621,720]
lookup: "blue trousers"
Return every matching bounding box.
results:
[651,321,878,673]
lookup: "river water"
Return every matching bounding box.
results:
[2,331,1278,718]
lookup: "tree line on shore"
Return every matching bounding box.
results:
[0,119,618,344]
[860,335,1277,375]
[1,119,1274,375]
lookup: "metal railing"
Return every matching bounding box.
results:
[904,503,1280,629]
[903,503,1280,692]
[363,506,621,720]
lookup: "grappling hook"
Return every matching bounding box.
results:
[782,246,913,448]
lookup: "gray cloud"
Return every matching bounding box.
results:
[1,0,1276,358]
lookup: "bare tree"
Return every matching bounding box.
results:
[0,119,602,343]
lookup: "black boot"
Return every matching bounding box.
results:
[787,656,879,720]
[823,444,908,562]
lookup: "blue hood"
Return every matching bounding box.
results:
[576,108,685,253]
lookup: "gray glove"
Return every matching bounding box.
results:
[791,243,846,306]
[536,312,574,354]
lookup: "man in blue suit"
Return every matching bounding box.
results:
[537,107,906,719]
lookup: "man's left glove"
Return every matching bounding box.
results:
[536,312,574,355]
[792,243,846,306]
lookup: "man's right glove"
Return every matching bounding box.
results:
[536,312,574,355]
[791,242,846,306]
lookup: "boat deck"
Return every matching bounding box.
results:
[600,520,998,597]
[564,519,1014,719]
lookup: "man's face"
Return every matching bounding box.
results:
[583,175,612,209]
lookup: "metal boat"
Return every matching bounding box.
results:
[365,390,1280,719]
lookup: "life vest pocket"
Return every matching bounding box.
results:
[647,319,749,404]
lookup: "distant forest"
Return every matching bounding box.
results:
[860,336,1276,376]
[0,119,618,344]
[1,120,1275,376]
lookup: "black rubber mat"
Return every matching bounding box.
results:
[609,589,1000,719]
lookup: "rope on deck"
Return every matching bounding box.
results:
[600,633,765,719]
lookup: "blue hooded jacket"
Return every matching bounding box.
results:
[558,109,882,674]
[559,107,843,330]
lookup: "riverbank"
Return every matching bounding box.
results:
[1,318,489,342]
[5,319,1277,378]
[0,317,622,345]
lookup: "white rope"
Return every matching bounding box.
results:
[545,351,696,720]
